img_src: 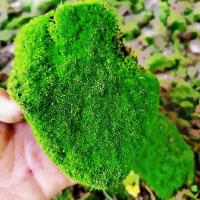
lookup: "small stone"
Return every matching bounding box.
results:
[189,39,200,54]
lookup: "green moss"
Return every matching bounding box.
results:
[146,53,176,72]
[167,11,186,33]
[107,184,129,200]
[133,113,194,199]
[8,1,159,189]
[53,188,73,200]
[170,80,200,106]
[158,1,169,25]
[5,15,33,30]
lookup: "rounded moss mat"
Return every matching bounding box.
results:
[8,1,159,188]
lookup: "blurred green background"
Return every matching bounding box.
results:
[0,0,199,199]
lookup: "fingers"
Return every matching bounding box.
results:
[0,88,23,123]
[18,123,75,198]
[0,122,75,200]
[0,122,47,200]
[13,122,74,199]
[0,123,13,158]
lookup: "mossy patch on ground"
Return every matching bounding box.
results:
[133,113,194,199]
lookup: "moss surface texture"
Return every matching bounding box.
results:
[8,0,194,197]
[133,113,194,199]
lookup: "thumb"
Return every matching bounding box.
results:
[0,88,23,123]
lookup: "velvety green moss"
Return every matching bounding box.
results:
[133,113,194,199]
[8,1,159,188]
[146,53,176,72]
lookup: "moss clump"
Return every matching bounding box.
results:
[133,113,194,199]
[8,1,159,189]
[146,53,176,72]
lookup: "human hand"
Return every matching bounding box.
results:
[0,88,75,200]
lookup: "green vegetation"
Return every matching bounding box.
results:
[133,113,194,199]
[5,15,33,30]
[8,1,159,189]
[146,53,176,72]
[170,80,200,108]
[5,0,196,198]
[105,113,195,199]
